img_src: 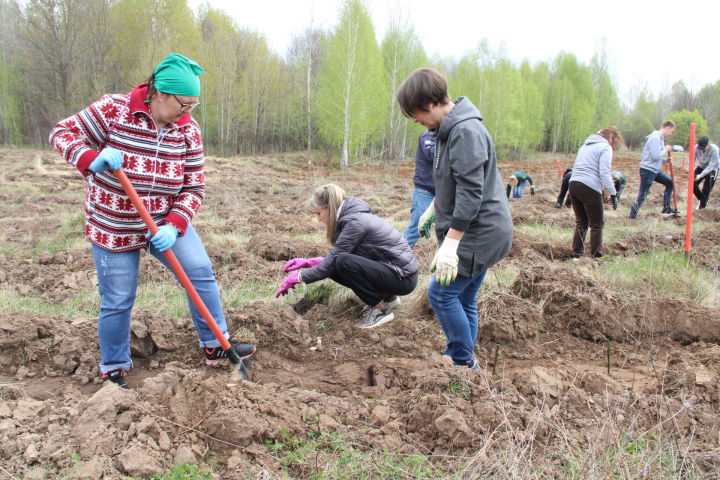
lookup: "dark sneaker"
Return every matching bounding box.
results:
[661,207,678,216]
[205,342,256,367]
[357,307,395,329]
[555,202,562,209]
[102,369,129,389]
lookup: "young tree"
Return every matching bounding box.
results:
[621,90,657,150]
[380,15,427,162]
[315,0,388,169]
[287,27,325,151]
[590,47,621,130]
[0,0,24,144]
[666,110,708,148]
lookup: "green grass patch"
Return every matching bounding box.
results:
[222,279,278,308]
[151,464,214,480]
[31,211,86,257]
[135,282,191,318]
[0,287,98,316]
[265,431,444,480]
[596,250,718,304]
[516,222,572,242]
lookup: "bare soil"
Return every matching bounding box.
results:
[0,149,718,479]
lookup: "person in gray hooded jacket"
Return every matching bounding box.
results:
[397,68,513,370]
[275,184,419,329]
[568,127,622,258]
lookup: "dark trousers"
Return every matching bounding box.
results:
[693,167,716,209]
[629,168,673,218]
[330,253,418,306]
[556,172,572,206]
[569,181,604,257]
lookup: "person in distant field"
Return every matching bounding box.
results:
[555,168,573,208]
[506,171,535,199]
[48,53,256,389]
[403,130,436,248]
[396,67,513,370]
[610,171,627,209]
[693,136,719,209]
[276,184,419,329]
[628,120,677,218]
[568,127,623,258]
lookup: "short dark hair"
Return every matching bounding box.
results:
[396,68,451,118]
[661,120,676,128]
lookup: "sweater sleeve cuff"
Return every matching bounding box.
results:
[163,213,188,236]
[77,149,99,175]
[449,217,470,232]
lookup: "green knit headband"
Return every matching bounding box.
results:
[153,53,205,97]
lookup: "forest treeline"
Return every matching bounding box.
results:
[1,0,718,166]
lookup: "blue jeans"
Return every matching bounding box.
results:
[427,269,487,366]
[513,180,528,198]
[92,224,228,373]
[403,187,435,248]
[629,168,673,218]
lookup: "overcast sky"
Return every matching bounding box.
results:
[188,0,720,107]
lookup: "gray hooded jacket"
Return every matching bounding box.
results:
[301,196,419,284]
[433,97,513,278]
[570,134,616,195]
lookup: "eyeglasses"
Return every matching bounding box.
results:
[172,94,200,112]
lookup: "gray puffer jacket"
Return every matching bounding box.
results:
[433,96,513,278]
[301,196,419,283]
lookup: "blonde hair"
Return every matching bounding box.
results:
[307,184,346,244]
[597,126,625,150]
[508,175,519,187]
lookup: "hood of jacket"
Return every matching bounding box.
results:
[437,97,483,142]
[584,133,609,146]
[338,196,371,221]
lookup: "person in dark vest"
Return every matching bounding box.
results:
[276,184,419,329]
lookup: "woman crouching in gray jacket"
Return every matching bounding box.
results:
[275,184,419,329]
[568,127,623,258]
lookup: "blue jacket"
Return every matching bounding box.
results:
[413,130,436,193]
[570,134,616,195]
[640,130,668,173]
[301,196,419,283]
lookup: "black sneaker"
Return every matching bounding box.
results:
[357,307,395,329]
[555,202,562,209]
[205,342,256,367]
[661,207,678,216]
[102,369,129,389]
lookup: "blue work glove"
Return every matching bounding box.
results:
[89,147,124,173]
[145,225,179,252]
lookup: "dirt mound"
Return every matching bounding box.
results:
[510,262,720,344]
[247,234,325,261]
[509,230,575,261]
[478,292,542,342]
[691,223,720,270]
[606,231,682,256]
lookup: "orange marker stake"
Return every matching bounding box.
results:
[684,124,696,258]
[668,152,678,211]
[554,158,563,177]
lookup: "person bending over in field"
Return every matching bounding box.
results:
[610,171,627,208]
[275,184,419,329]
[49,53,255,389]
[568,127,623,258]
[506,171,535,199]
[397,67,513,370]
[693,136,719,209]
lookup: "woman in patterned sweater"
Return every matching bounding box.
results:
[49,53,255,388]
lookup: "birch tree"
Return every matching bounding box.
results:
[315,0,387,169]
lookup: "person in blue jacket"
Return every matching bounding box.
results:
[276,184,419,329]
[403,130,436,248]
[629,120,676,218]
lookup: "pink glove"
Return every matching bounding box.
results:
[282,257,324,272]
[275,271,301,298]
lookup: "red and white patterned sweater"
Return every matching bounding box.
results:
[49,84,205,253]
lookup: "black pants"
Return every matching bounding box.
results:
[556,172,572,205]
[693,167,716,209]
[330,253,418,306]
[569,181,604,257]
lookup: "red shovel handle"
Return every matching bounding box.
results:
[111,168,231,352]
[667,153,678,211]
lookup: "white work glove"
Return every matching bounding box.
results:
[418,201,436,239]
[430,237,460,286]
